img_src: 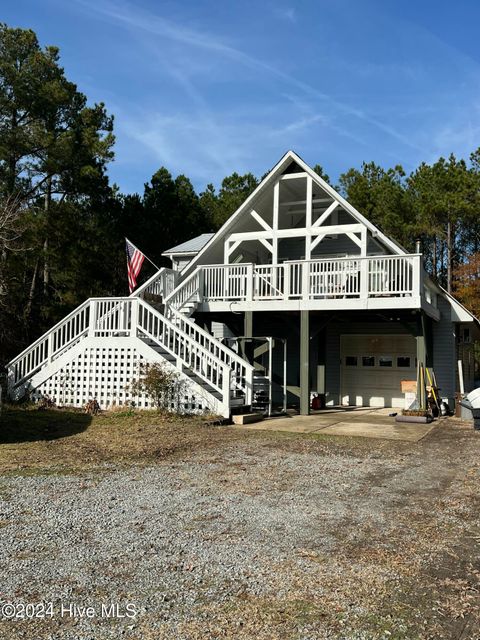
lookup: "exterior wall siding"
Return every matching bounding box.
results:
[432,295,456,402]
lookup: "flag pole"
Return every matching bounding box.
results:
[125,237,161,271]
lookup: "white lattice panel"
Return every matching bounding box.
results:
[33,338,222,414]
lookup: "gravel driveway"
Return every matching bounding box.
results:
[1,419,479,639]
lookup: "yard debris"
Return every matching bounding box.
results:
[84,398,100,415]
[37,394,55,410]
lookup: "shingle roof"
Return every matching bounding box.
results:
[162,233,215,255]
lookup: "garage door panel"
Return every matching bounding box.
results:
[340,334,416,408]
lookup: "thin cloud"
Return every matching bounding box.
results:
[72,0,426,154]
[274,7,297,23]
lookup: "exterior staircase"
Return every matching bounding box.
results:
[7,269,254,418]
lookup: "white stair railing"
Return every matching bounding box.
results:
[136,299,233,405]
[162,268,254,403]
[8,298,136,389]
[163,268,201,313]
[8,299,91,388]
[131,267,178,300]
[166,305,253,404]
[8,295,254,412]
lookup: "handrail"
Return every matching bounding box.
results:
[7,298,134,387]
[163,267,200,310]
[136,298,232,402]
[8,291,254,410]
[197,255,422,303]
[163,266,254,402]
[131,267,178,299]
[167,305,254,403]
[8,299,90,367]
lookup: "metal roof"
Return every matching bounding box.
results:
[162,233,215,255]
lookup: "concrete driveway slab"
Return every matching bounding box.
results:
[317,420,435,441]
[236,409,436,441]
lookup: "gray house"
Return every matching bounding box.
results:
[8,151,479,417]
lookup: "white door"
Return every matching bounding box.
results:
[340,334,416,407]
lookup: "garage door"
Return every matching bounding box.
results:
[340,334,416,407]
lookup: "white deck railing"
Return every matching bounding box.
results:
[195,255,424,303]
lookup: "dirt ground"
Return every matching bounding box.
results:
[1,408,480,639]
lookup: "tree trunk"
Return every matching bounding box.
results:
[446,218,452,294]
[432,237,437,279]
[24,258,39,329]
[42,177,52,294]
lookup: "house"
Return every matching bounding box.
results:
[7,151,479,417]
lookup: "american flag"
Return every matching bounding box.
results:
[125,238,145,293]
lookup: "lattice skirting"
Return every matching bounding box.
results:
[30,337,224,415]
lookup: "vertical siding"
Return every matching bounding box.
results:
[432,296,456,401]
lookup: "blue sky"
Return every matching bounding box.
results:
[3,0,480,193]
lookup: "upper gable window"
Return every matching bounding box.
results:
[278,176,307,230]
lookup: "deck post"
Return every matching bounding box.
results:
[244,311,253,338]
[300,310,310,415]
[245,264,254,301]
[412,255,421,298]
[301,262,309,300]
[130,298,138,338]
[360,258,369,299]
[88,300,96,337]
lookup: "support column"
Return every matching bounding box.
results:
[416,333,426,367]
[415,312,432,367]
[300,310,310,415]
[416,312,428,410]
[241,311,254,364]
[244,311,253,338]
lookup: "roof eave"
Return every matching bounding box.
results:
[438,285,480,326]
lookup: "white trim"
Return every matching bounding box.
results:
[312,201,339,228]
[305,177,312,260]
[226,224,363,243]
[227,240,242,258]
[181,150,407,278]
[438,286,480,324]
[250,208,272,232]
[278,171,308,180]
[346,232,363,249]
[259,238,273,253]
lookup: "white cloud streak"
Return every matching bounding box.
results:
[72,0,426,154]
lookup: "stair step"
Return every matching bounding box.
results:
[232,412,264,425]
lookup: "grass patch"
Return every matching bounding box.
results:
[0,406,239,475]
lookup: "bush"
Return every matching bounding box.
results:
[130,362,184,411]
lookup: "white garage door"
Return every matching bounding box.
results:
[340,334,416,407]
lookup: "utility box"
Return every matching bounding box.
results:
[459,388,480,430]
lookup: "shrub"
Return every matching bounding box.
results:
[130,362,184,411]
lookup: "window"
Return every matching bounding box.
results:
[362,356,375,367]
[397,356,411,368]
[379,356,393,367]
[345,356,357,366]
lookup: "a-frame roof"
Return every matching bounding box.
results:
[182,150,407,276]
